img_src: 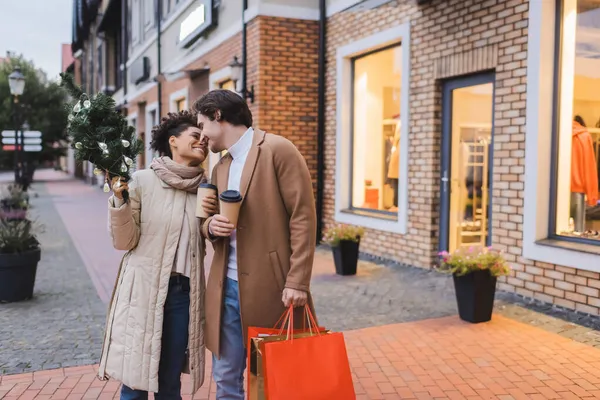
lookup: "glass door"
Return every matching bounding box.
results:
[439,73,495,253]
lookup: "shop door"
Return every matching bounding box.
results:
[439,72,495,253]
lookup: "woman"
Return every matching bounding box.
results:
[97,110,214,400]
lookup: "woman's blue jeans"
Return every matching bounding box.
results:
[120,275,190,400]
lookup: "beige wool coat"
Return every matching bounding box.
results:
[98,169,206,393]
[202,129,317,358]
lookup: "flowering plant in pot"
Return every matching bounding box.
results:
[323,224,365,276]
[0,218,42,302]
[0,185,29,221]
[438,246,511,323]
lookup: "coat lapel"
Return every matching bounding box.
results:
[239,130,266,204]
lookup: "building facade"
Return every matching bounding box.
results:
[69,0,319,178]
[69,0,600,316]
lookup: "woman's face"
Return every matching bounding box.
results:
[169,126,208,166]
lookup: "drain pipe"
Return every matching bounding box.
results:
[316,0,326,244]
[242,0,248,97]
[122,0,128,103]
[156,0,163,119]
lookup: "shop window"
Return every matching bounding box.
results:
[335,24,410,234]
[350,45,402,215]
[220,79,236,92]
[553,0,600,242]
[175,98,186,112]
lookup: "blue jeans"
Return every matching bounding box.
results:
[120,275,190,400]
[213,278,246,400]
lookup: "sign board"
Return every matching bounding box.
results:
[2,145,42,152]
[1,130,42,138]
[178,0,217,48]
[23,145,42,152]
[2,138,42,145]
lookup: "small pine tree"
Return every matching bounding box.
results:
[60,73,143,201]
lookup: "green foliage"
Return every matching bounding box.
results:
[0,55,69,169]
[60,73,143,183]
[0,219,41,254]
[437,246,511,277]
[323,224,365,246]
[0,184,29,210]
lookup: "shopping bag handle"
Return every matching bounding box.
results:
[276,305,321,342]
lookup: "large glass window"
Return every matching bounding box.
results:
[554,0,600,241]
[350,45,402,216]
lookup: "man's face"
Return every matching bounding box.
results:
[197,113,225,153]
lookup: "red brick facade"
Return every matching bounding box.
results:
[247,16,320,192]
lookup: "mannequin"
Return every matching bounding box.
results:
[387,121,401,207]
[571,116,598,232]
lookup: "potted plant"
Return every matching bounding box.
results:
[438,246,511,323]
[323,224,365,276]
[0,218,42,302]
[0,184,29,221]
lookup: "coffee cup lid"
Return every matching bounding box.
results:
[219,190,243,203]
[199,183,217,190]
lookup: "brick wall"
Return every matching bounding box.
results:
[324,0,600,315]
[247,16,320,194]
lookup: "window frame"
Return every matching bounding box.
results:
[347,43,403,218]
[548,0,600,247]
[145,102,159,168]
[335,24,411,235]
[169,87,189,112]
[522,0,600,272]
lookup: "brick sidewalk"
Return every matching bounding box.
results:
[2,315,600,399]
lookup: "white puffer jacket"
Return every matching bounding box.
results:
[98,169,206,393]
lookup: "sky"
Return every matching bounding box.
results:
[0,0,73,80]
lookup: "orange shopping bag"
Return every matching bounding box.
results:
[247,307,327,400]
[262,305,356,400]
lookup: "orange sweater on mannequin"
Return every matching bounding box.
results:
[571,121,599,206]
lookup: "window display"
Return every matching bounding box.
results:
[555,0,600,240]
[220,79,236,91]
[350,45,402,215]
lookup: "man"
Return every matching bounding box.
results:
[193,90,317,399]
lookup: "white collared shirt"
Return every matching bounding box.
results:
[225,127,254,281]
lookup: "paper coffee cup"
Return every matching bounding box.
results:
[219,190,243,228]
[196,183,218,219]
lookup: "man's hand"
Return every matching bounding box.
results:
[282,288,308,307]
[202,194,219,216]
[208,214,235,237]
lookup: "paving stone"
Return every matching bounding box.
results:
[0,181,106,376]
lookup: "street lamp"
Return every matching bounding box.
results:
[229,56,254,103]
[8,67,26,96]
[8,67,26,185]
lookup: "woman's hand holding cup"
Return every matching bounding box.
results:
[208,215,235,237]
[111,177,129,200]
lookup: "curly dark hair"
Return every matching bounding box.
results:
[150,110,198,158]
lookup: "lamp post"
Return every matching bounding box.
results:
[8,67,26,186]
[229,56,254,103]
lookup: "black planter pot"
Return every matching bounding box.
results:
[332,240,359,276]
[0,248,41,303]
[453,269,497,323]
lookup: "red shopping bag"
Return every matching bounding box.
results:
[247,307,327,400]
[262,306,356,400]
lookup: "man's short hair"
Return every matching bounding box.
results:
[192,90,253,128]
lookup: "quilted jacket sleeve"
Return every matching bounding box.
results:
[108,173,142,251]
